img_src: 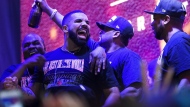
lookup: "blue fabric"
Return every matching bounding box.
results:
[162,31,190,82]
[87,38,99,50]
[0,64,43,87]
[107,48,142,90]
[0,64,21,82]
[0,0,21,76]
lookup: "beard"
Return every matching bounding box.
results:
[154,23,165,40]
[68,29,90,46]
[98,35,112,49]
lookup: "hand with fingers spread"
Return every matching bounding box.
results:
[3,76,19,90]
[89,46,106,75]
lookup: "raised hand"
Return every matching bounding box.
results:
[23,54,46,68]
[3,76,19,90]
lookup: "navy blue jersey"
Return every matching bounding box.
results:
[107,48,142,90]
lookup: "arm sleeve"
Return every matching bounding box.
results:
[168,42,190,75]
[122,54,142,87]
[87,38,99,50]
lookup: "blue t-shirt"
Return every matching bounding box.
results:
[162,31,190,83]
[107,48,142,90]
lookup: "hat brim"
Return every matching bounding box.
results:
[96,22,115,30]
[144,10,155,14]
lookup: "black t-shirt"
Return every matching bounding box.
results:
[43,46,119,89]
[42,46,119,104]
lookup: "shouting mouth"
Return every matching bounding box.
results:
[77,29,88,40]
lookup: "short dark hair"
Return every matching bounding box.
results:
[120,32,134,46]
[62,10,84,26]
[22,33,46,50]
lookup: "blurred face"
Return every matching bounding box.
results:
[22,34,45,59]
[151,14,166,40]
[99,27,115,47]
[67,13,90,46]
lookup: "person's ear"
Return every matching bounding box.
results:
[113,31,120,38]
[163,15,170,25]
[62,25,68,33]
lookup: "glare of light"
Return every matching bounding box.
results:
[183,22,190,35]
[151,14,154,23]
[156,0,160,5]
[128,20,132,24]
[50,26,57,40]
[110,0,128,7]
[158,40,166,52]
[182,1,188,16]
[182,1,188,9]
[137,16,145,31]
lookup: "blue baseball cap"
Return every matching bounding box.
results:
[96,16,134,39]
[144,0,186,19]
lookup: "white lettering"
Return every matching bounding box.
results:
[137,16,145,31]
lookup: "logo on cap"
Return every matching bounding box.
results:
[109,15,117,22]
[116,25,119,29]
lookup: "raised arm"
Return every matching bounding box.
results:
[36,0,106,74]
[36,0,63,29]
[11,54,45,80]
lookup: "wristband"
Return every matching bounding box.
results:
[50,9,58,19]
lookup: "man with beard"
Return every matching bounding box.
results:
[144,0,190,90]
[35,0,106,75]
[0,33,46,97]
[36,10,120,107]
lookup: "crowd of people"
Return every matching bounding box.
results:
[0,0,190,107]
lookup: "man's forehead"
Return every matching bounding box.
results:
[23,34,41,43]
[70,12,88,20]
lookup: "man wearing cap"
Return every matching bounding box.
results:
[96,16,142,105]
[145,0,190,89]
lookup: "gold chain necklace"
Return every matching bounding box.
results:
[61,47,81,54]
